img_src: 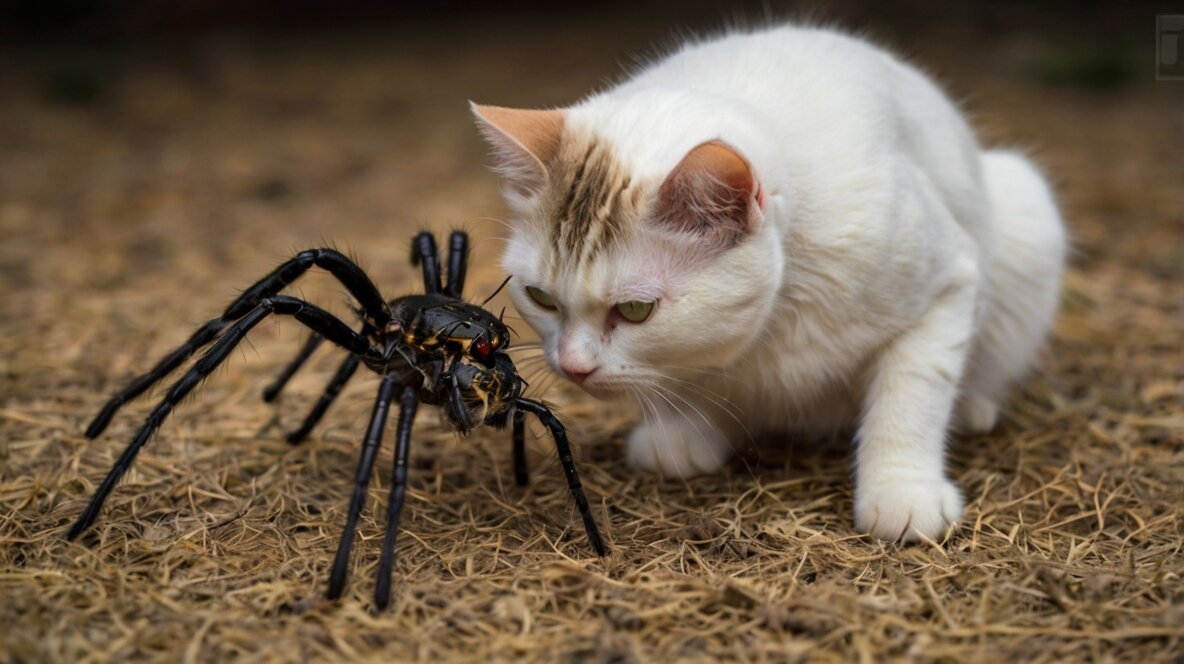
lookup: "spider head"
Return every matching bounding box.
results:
[445,305,510,368]
[404,297,511,368]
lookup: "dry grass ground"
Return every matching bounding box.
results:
[1,12,1182,663]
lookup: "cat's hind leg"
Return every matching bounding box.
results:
[957,150,1066,433]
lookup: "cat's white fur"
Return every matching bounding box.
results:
[474,25,1065,542]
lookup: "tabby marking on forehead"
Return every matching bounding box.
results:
[543,133,638,269]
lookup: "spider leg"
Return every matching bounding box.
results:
[262,334,325,403]
[86,249,388,439]
[84,318,228,438]
[225,249,388,324]
[512,409,529,487]
[284,354,361,444]
[514,398,608,557]
[67,296,372,541]
[419,356,444,390]
[410,232,442,295]
[444,230,469,298]
[266,317,381,443]
[444,372,473,432]
[374,385,419,610]
[327,375,399,601]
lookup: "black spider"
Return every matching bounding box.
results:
[67,231,608,610]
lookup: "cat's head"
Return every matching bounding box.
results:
[472,96,783,396]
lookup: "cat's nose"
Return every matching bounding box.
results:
[560,362,597,384]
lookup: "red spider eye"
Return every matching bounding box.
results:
[473,339,492,359]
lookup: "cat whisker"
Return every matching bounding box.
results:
[471,235,514,248]
[529,372,562,403]
[643,382,712,460]
[654,373,742,410]
[615,368,748,434]
[652,375,750,434]
[514,357,553,372]
[471,215,516,233]
[631,387,668,474]
[646,381,757,479]
[520,366,557,387]
[626,386,653,470]
[635,386,678,478]
[653,363,746,386]
[505,343,544,352]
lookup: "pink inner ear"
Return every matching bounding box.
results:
[684,142,755,195]
[654,140,761,248]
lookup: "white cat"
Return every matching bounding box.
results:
[471,24,1065,542]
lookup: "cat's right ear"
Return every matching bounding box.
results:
[471,103,565,196]
[654,140,764,250]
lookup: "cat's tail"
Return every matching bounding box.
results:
[958,150,1067,433]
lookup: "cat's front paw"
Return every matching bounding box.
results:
[625,419,732,479]
[854,475,963,542]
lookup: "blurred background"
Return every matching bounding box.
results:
[0,0,1177,286]
[1,1,1181,661]
[1,0,1177,421]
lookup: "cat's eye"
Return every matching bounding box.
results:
[614,300,655,323]
[526,286,558,310]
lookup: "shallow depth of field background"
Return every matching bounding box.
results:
[1,1,1181,661]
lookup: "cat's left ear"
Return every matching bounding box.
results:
[471,103,565,196]
[654,140,766,249]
